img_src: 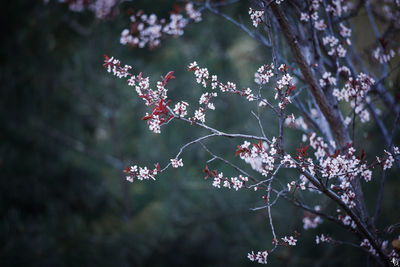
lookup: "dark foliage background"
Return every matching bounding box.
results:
[1,1,399,266]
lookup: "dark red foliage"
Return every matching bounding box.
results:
[161,71,176,86]
[296,144,309,160]
[203,165,217,179]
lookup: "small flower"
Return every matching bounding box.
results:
[173,101,189,117]
[300,13,310,22]
[339,23,352,37]
[316,234,331,244]
[194,109,206,123]
[170,158,183,168]
[248,250,268,264]
[188,61,198,69]
[249,8,264,28]
[282,236,297,246]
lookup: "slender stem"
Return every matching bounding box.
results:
[266,164,282,248]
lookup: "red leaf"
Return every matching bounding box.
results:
[203,165,212,179]
[172,3,181,13]
[329,149,340,158]
[123,166,130,173]
[360,149,366,160]
[235,146,245,157]
[154,163,160,172]
[142,114,153,121]
[103,55,112,68]
[378,38,388,49]
[203,165,209,173]
[287,85,296,95]
[126,8,134,15]
[253,140,263,151]
[296,144,309,160]
[162,71,176,86]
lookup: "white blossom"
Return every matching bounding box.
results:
[170,158,183,168]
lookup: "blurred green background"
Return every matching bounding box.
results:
[1,1,399,266]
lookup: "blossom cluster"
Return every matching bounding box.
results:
[282,236,297,246]
[256,63,296,110]
[170,158,184,168]
[186,61,255,124]
[104,55,175,133]
[299,0,399,66]
[173,101,189,118]
[58,0,118,19]
[287,179,307,191]
[103,56,132,78]
[373,46,396,64]
[248,250,269,264]
[184,2,202,22]
[275,64,296,109]
[124,164,160,182]
[203,166,249,191]
[254,63,274,85]
[377,150,396,170]
[375,0,400,28]
[188,61,255,101]
[236,138,278,177]
[319,72,336,88]
[302,212,323,230]
[322,35,347,58]
[123,158,183,182]
[90,0,118,19]
[299,0,352,58]
[360,239,378,256]
[300,133,399,208]
[315,234,332,244]
[249,8,264,28]
[389,248,400,266]
[193,92,217,123]
[299,0,352,30]
[248,235,297,264]
[369,2,399,64]
[337,211,357,229]
[248,1,285,28]
[333,72,375,123]
[284,114,310,131]
[120,3,202,48]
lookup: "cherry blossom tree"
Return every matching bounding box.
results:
[61,0,400,265]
